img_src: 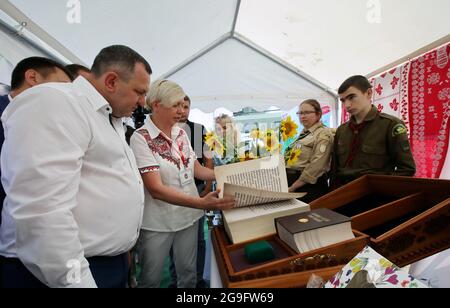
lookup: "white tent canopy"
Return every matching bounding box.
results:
[237,0,450,89]
[0,0,449,118]
[170,37,336,113]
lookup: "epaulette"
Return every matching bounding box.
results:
[379,112,402,123]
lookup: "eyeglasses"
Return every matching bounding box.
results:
[296,111,317,115]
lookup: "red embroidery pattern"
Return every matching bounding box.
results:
[375,84,384,95]
[409,43,450,178]
[137,129,181,169]
[390,98,399,111]
[391,76,399,90]
[377,104,384,112]
[176,130,191,169]
[400,63,411,131]
[139,166,160,174]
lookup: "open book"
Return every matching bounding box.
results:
[214,155,310,244]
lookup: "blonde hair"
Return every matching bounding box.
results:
[146,79,186,110]
[215,114,240,145]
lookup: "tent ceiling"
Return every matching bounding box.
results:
[8,0,238,77]
[1,0,449,94]
[236,0,450,89]
[171,38,336,113]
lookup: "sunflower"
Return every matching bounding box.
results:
[204,131,215,144]
[280,116,298,141]
[204,131,224,157]
[249,128,262,140]
[238,151,256,162]
[264,129,280,152]
[286,148,301,167]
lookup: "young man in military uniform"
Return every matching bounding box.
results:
[330,75,416,188]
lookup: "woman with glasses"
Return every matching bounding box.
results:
[285,99,334,203]
[130,80,234,288]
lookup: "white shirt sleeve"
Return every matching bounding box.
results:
[130,130,160,173]
[2,87,97,287]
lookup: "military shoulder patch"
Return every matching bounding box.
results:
[392,124,407,137]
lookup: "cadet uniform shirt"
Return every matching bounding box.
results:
[332,105,416,184]
[285,122,334,184]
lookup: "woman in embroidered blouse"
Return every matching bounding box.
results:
[130,80,234,288]
[285,99,334,203]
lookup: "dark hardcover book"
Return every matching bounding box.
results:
[275,208,354,253]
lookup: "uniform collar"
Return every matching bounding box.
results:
[303,121,323,134]
[350,105,378,124]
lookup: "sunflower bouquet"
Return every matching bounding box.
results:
[205,115,300,166]
[205,128,281,165]
[204,131,239,165]
[280,116,302,167]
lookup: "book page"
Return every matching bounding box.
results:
[214,155,289,197]
[223,183,306,207]
[222,198,309,223]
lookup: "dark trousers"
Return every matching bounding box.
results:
[169,215,206,288]
[0,253,129,288]
[286,169,329,203]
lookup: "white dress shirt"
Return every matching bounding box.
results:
[130,118,203,232]
[0,77,144,287]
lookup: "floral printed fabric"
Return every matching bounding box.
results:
[325,246,428,288]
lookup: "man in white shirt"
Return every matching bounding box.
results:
[0,57,72,226]
[0,45,151,288]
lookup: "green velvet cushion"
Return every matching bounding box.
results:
[244,241,275,264]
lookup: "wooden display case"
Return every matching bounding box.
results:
[310,175,450,267]
[211,227,369,288]
[212,175,450,287]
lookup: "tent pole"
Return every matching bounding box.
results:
[162,32,232,79]
[231,0,241,34]
[0,0,84,64]
[0,19,57,61]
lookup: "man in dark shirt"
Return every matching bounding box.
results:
[331,75,416,188]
